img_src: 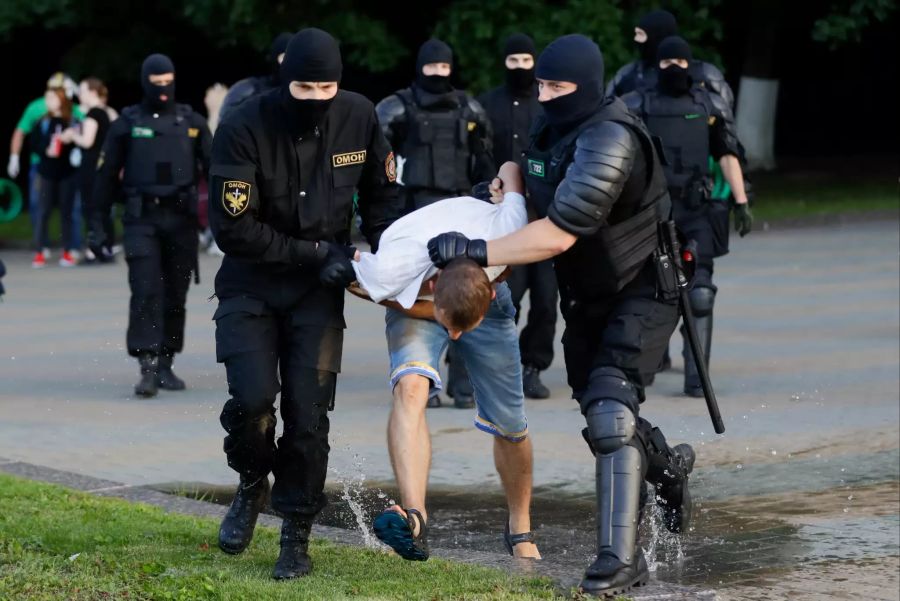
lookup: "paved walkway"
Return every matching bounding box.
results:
[1,219,897,599]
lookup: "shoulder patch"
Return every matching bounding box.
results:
[188,127,200,138]
[467,121,477,132]
[708,115,717,126]
[222,180,251,217]
[332,150,367,168]
[385,151,397,182]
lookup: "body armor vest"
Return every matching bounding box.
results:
[122,104,199,199]
[524,101,669,300]
[640,89,712,210]
[395,89,472,193]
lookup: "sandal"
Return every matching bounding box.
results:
[373,507,429,561]
[503,516,537,557]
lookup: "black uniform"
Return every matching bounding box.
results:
[93,56,211,368]
[477,33,558,382]
[376,40,494,212]
[427,35,696,596]
[209,88,398,517]
[624,36,743,396]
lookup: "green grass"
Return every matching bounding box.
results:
[0,474,565,600]
[750,174,897,223]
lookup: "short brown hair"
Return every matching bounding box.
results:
[82,77,108,101]
[433,259,492,332]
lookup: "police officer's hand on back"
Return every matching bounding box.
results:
[733,202,753,237]
[318,242,357,287]
[427,232,487,268]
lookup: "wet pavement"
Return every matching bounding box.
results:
[1,219,898,598]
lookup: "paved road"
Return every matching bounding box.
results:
[2,219,898,599]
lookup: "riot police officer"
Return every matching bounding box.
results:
[428,34,695,597]
[624,36,752,397]
[209,28,400,579]
[477,33,556,399]
[376,38,494,409]
[606,9,735,111]
[92,53,211,398]
[218,32,292,125]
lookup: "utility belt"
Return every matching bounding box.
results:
[124,188,198,219]
[668,178,713,212]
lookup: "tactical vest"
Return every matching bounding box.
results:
[524,101,670,300]
[121,104,199,200]
[395,89,473,193]
[640,89,713,210]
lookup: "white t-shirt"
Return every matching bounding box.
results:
[353,192,527,308]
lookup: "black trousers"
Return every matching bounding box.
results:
[123,206,197,357]
[561,260,681,488]
[214,295,343,517]
[34,174,76,251]
[81,177,115,251]
[507,260,558,371]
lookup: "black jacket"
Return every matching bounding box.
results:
[477,83,541,169]
[209,88,401,302]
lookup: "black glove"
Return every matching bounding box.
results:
[318,242,357,287]
[427,232,488,268]
[733,203,753,237]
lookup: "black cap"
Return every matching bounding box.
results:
[281,28,343,83]
[268,32,292,63]
[637,9,679,63]
[536,34,604,92]
[141,53,175,79]
[657,36,693,62]
[503,33,535,58]
[416,38,453,73]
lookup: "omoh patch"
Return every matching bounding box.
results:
[385,152,397,182]
[332,150,367,168]
[222,180,251,217]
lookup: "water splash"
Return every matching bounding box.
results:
[642,503,685,573]
[328,450,383,550]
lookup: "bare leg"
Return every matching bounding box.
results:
[494,436,541,558]
[385,374,431,534]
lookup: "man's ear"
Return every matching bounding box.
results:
[429,279,436,293]
[491,288,497,300]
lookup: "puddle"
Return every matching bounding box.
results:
[154,452,900,598]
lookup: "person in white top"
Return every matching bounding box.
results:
[349,162,542,561]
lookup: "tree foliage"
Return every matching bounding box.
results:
[812,0,896,48]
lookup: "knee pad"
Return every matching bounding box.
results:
[584,400,637,455]
[688,286,716,317]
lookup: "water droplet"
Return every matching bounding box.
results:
[771,450,777,455]
[736,463,743,470]
[847,495,854,501]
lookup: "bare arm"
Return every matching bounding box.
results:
[68,117,98,149]
[719,155,748,204]
[9,129,24,155]
[485,217,577,266]
[347,283,436,320]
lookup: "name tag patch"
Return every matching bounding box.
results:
[332,150,367,168]
[222,180,251,217]
[131,127,155,138]
[527,158,545,178]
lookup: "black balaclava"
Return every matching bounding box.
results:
[140,54,175,112]
[636,9,679,65]
[280,28,342,132]
[415,38,454,95]
[267,31,292,84]
[657,36,693,96]
[503,33,536,95]
[535,34,605,132]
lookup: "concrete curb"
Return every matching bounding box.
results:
[0,460,717,600]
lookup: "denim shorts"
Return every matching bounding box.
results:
[385,282,527,442]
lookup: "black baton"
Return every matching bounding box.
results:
[662,221,726,434]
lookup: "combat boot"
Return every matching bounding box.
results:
[655,443,696,534]
[156,352,186,390]
[523,365,550,399]
[134,353,159,398]
[580,445,649,597]
[218,477,270,554]
[273,516,313,579]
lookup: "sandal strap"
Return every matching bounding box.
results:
[507,531,535,546]
[405,508,427,539]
